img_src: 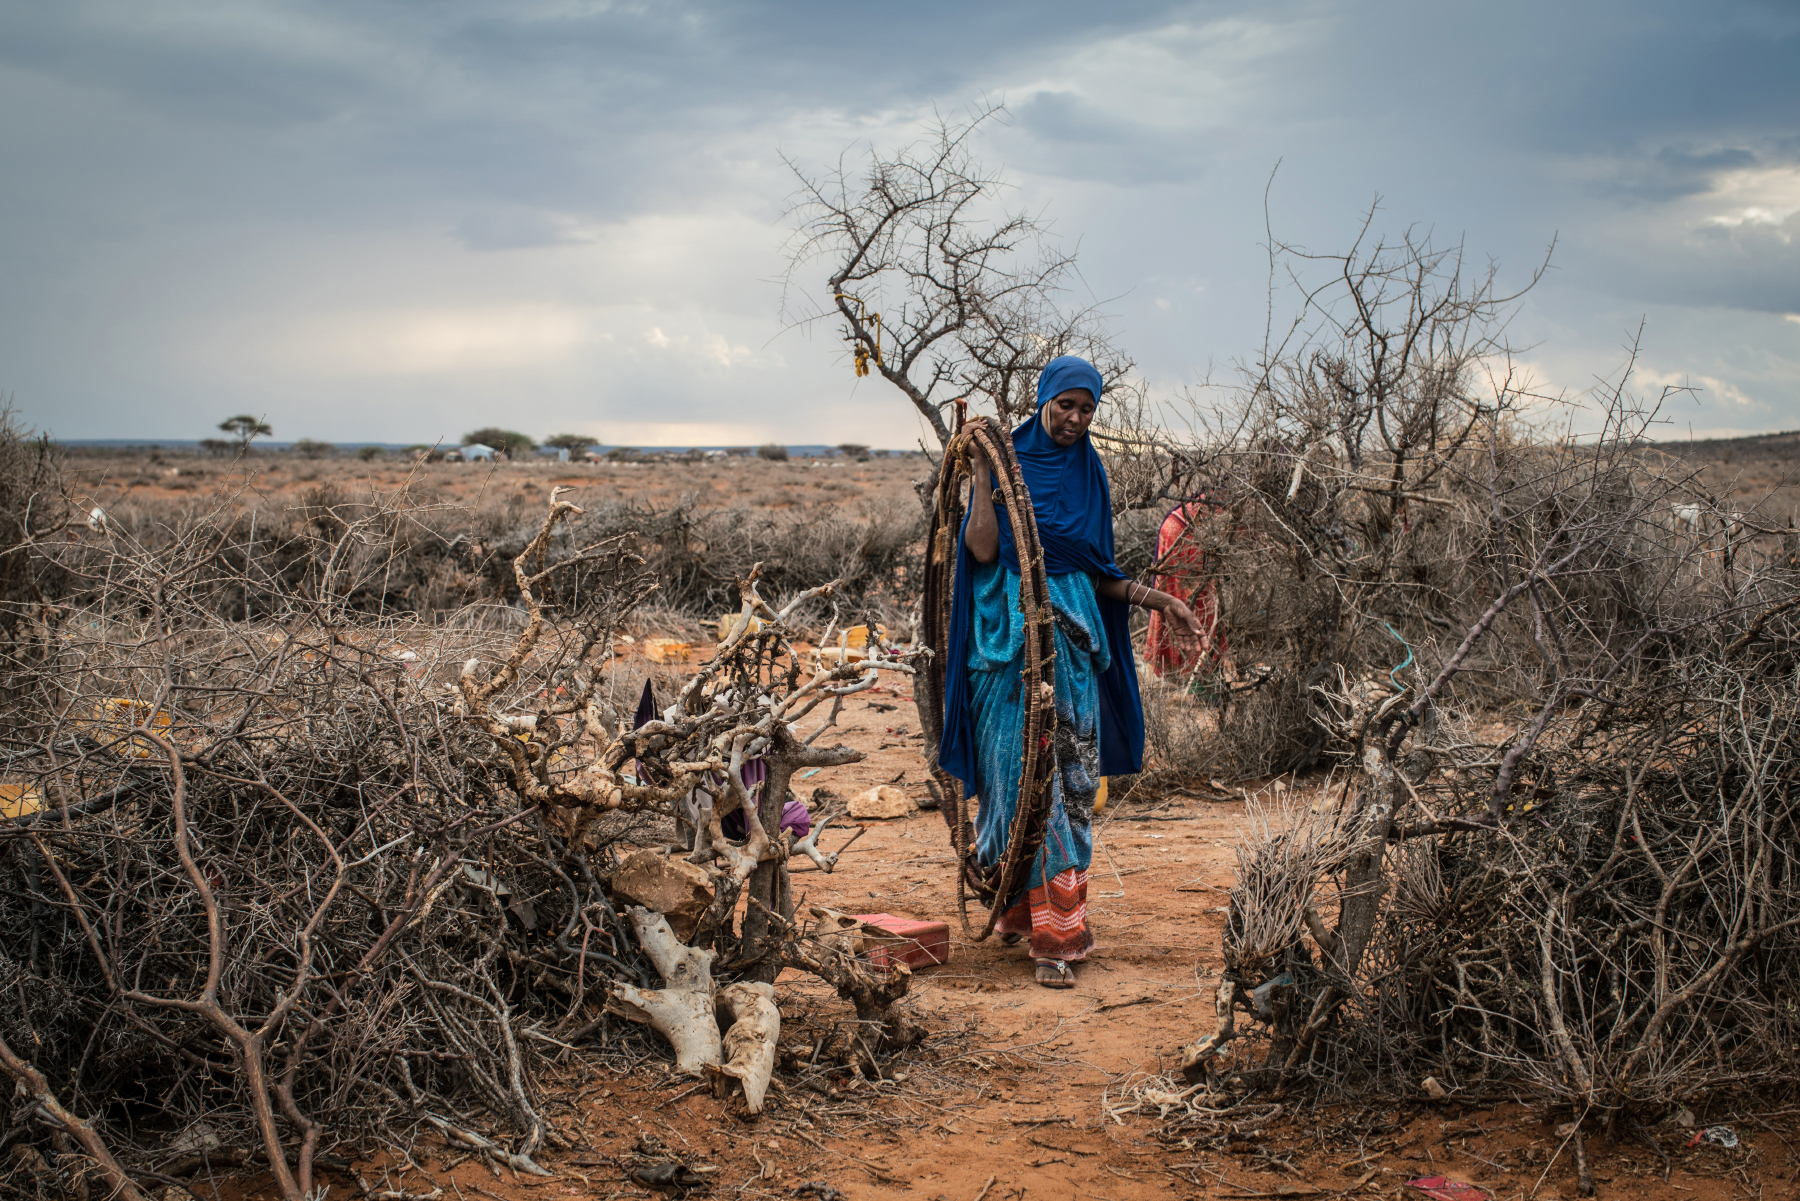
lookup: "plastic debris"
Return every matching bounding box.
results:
[1250,972,1292,1021]
[1686,1125,1738,1149]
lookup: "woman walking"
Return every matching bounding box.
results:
[940,356,1204,988]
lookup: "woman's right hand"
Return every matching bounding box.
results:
[968,442,992,478]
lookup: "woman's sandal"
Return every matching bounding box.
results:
[1035,959,1076,989]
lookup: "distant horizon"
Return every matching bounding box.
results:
[56,438,916,455]
[52,428,1800,453]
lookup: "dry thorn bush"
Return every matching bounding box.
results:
[0,447,930,1201]
[1171,222,1800,1172]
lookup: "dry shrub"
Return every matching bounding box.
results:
[563,497,923,622]
[0,417,72,694]
[1187,408,1800,1135]
[42,482,925,628]
[1174,226,1800,1143]
[1207,645,1800,1123]
[0,497,664,1193]
[1135,668,1226,786]
[1143,227,1552,779]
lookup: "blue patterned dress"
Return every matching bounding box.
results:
[965,561,1105,958]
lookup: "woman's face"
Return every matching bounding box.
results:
[1042,388,1098,447]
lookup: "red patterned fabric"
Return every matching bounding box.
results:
[1145,500,1226,676]
[995,867,1095,961]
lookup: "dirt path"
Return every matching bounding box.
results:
[528,677,1244,1201]
[773,782,1237,1201]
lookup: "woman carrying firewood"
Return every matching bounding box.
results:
[940,356,1205,988]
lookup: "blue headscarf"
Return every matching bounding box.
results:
[938,356,1146,787]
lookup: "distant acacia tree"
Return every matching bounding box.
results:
[198,438,234,457]
[756,443,789,461]
[835,443,870,459]
[462,428,535,456]
[291,439,335,459]
[219,414,272,454]
[355,446,383,461]
[543,433,595,453]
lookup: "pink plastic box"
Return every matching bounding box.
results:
[853,913,951,969]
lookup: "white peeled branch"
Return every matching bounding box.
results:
[712,981,781,1114]
[1285,443,1310,501]
[605,907,721,1074]
[789,798,860,872]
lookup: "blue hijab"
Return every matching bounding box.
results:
[938,356,1146,787]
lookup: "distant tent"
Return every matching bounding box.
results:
[462,443,497,461]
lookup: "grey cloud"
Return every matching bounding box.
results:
[449,209,592,251]
[0,6,377,128]
[1637,213,1800,315]
[1597,146,1761,204]
[0,0,1226,231]
[1011,90,1207,185]
[1357,1,1800,155]
[3,0,1799,441]
[436,0,1199,96]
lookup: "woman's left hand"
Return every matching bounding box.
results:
[1161,597,1206,645]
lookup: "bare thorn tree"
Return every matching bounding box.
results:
[782,105,1132,452]
[782,106,1145,771]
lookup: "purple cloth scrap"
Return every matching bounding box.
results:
[719,758,811,840]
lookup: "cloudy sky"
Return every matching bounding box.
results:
[2,0,1795,449]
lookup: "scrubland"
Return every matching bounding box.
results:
[0,427,1795,1201]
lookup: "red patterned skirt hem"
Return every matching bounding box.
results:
[994,868,1094,961]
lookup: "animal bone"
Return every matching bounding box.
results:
[807,905,869,956]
